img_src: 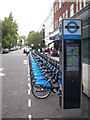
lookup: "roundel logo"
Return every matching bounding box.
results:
[65,21,79,33]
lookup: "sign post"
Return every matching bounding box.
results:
[59,19,82,117]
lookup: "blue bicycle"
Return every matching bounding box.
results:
[29,52,62,99]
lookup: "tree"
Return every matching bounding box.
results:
[19,35,27,46]
[27,31,45,50]
[2,12,18,48]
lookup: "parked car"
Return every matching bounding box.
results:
[10,46,18,51]
[15,46,18,50]
[23,47,30,54]
[10,46,16,51]
[1,48,10,54]
[17,46,21,49]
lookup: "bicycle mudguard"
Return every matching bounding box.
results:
[33,73,45,77]
[33,70,43,74]
[59,73,62,84]
[34,75,47,80]
[32,69,41,72]
[59,73,62,79]
[34,80,51,88]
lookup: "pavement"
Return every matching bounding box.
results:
[0,49,90,119]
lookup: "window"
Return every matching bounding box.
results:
[59,16,62,22]
[70,3,74,17]
[59,0,61,9]
[76,0,78,12]
[63,0,66,4]
[55,3,58,13]
[63,12,65,18]
[83,0,86,7]
[55,20,58,30]
[79,0,82,10]
[66,9,68,18]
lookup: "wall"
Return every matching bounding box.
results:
[82,63,90,97]
[74,3,90,97]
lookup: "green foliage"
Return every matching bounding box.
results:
[27,31,45,50]
[2,12,18,48]
[18,35,27,45]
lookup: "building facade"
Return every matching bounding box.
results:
[54,0,89,32]
[53,0,90,97]
[44,7,54,49]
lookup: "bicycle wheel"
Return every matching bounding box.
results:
[32,83,51,99]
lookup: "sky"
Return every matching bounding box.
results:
[0,0,54,37]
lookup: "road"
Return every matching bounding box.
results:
[2,49,29,118]
[1,49,89,119]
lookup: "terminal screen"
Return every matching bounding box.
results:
[66,46,79,71]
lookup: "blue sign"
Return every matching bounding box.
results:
[64,20,81,40]
[60,23,62,32]
[59,20,81,40]
[66,21,79,33]
[59,22,62,40]
[64,35,81,40]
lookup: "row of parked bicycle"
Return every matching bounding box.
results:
[29,51,62,99]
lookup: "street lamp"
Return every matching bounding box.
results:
[42,24,45,53]
[42,24,45,43]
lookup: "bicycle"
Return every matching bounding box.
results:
[31,67,62,99]
[29,52,62,99]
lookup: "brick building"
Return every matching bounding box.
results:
[53,0,89,49]
[52,0,90,97]
[54,0,89,31]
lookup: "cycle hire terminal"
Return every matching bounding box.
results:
[59,19,82,117]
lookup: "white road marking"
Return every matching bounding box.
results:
[28,114,32,119]
[24,60,27,62]
[27,56,28,59]
[28,71,30,74]
[28,78,30,81]
[0,68,3,72]
[28,99,31,107]
[23,62,27,65]
[28,89,30,95]
[28,83,30,87]
[28,83,31,91]
[28,66,29,71]
[0,73,5,77]
[27,59,32,119]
